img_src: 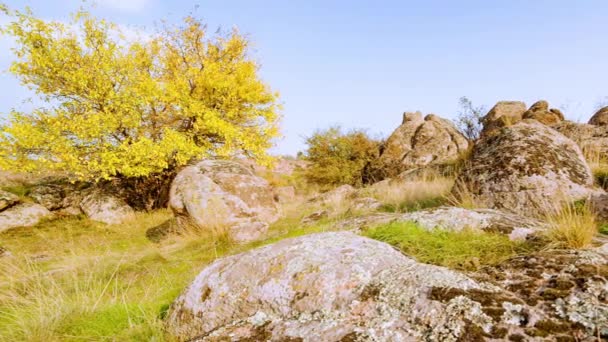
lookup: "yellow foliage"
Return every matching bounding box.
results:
[0,8,280,180]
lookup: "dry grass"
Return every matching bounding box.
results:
[445,179,485,209]
[544,201,598,249]
[0,209,335,341]
[363,175,454,212]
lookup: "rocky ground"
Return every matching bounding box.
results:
[1,100,608,341]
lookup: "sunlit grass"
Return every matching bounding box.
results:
[0,209,333,341]
[364,221,535,271]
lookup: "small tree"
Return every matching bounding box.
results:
[303,127,379,187]
[0,8,280,183]
[455,96,485,141]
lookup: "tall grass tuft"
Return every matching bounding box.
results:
[544,200,598,249]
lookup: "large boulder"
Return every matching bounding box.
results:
[589,106,608,126]
[368,112,470,181]
[454,120,597,216]
[522,100,564,125]
[0,203,53,232]
[80,191,135,225]
[165,232,503,341]
[166,232,608,341]
[480,101,527,138]
[169,160,279,243]
[0,189,19,211]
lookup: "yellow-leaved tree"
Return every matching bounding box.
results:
[0,7,280,208]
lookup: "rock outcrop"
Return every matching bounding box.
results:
[454,120,597,216]
[522,100,564,125]
[166,232,608,341]
[480,101,527,138]
[169,160,279,243]
[165,232,501,341]
[0,203,53,232]
[0,189,19,211]
[333,206,545,240]
[80,191,135,225]
[590,106,608,126]
[553,120,608,158]
[368,112,470,181]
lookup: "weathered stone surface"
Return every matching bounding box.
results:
[0,189,19,211]
[480,101,527,138]
[454,121,597,216]
[0,203,53,232]
[553,120,608,158]
[309,184,357,205]
[399,206,544,240]
[368,112,470,181]
[471,250,608,340]
[591,192,608,222]
[522,100,564,125]
[590,106,608,126]
[273,186,296,204]
[166,232,608,341]
[29,184,64,210]
[165,232,502,341]
[351,197,383,212]
[169,160,279,243]
[300,210,329,225]
[80,191,135,225]
[333,206,544,240]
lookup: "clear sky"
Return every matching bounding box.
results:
[1,0,607,155]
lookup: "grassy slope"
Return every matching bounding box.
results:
[0,210,337,341]
[0,169,602,341]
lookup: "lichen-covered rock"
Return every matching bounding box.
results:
[399,206,544,240]
[333,207,544,240]
[471,250,608,340]
[350,197,383,212]
[591,192,608,222]
[590,106,608,126]
[165,232,504,341]
[29,184,64,210]
[80,191,135,225]
[522,100,564,125]
[0,189,19,211]
[454,120,597,216]
[300,210,329,225]
[273,186,296,204]
[309,184,357,205]
[368,112,470,181]
[0,203,53,232]
[552,120,608,158]
[169,160,279,243]
[480,101,527,138]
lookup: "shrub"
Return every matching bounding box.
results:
[302,127,379,187]
[454,96,485,141]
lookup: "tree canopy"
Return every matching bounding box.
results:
[0,7,280,180]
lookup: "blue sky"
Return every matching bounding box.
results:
[1,0,607,155]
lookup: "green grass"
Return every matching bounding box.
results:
[0,210,334,341]
[379,196,446,213]
[599,223,608,235]
[364,221,535,271]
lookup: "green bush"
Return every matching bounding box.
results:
[302,127,379,187]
